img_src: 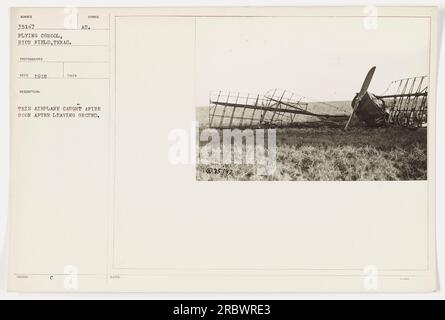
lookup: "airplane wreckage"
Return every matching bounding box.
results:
[208,66,428,130]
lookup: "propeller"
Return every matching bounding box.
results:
[344,66,376,130]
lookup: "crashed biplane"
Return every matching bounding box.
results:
[208,66,428,130]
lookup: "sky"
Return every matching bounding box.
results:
[195,16,430,106]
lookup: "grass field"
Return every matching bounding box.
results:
[195,105,427,181]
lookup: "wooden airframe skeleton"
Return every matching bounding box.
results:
[208,66,428,130]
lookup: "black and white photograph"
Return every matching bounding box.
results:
[195,16,430,181]
[1,4,442,299]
